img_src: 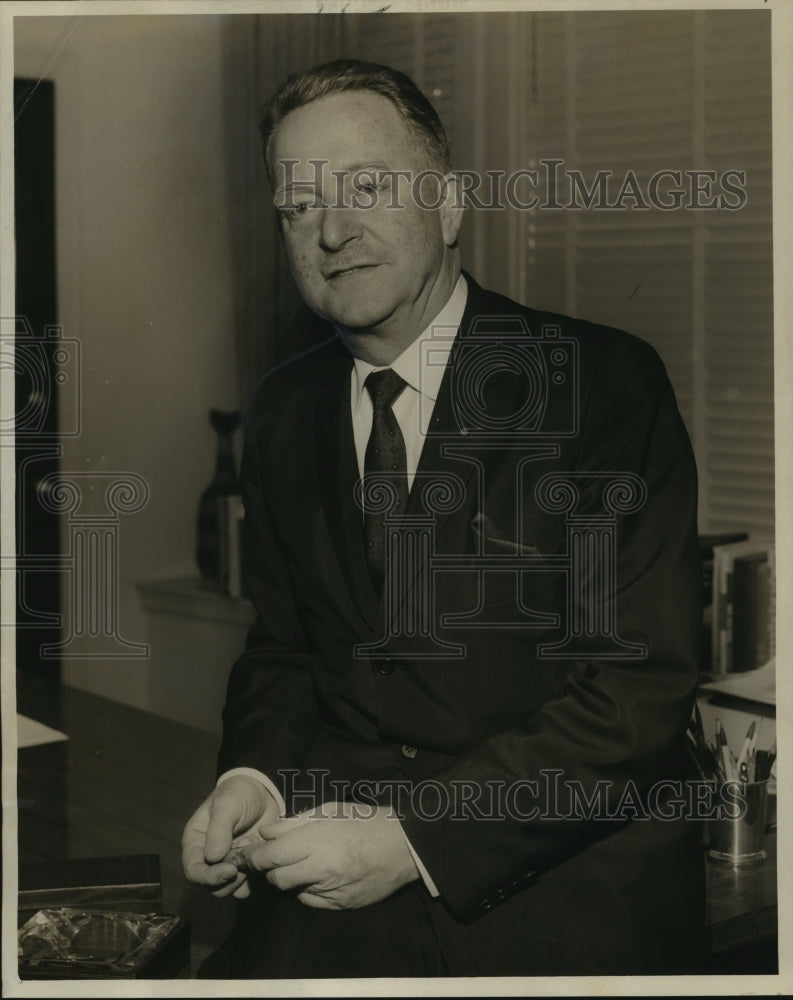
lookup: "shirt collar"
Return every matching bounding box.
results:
[351,273,468,408]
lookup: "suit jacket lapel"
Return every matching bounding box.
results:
[406,275,517,545]
[314,342,380,631]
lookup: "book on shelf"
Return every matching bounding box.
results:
[732,550,771,671]
[710,537,774,674]
[698,532,748,631]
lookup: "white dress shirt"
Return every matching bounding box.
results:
[350,273,468,490]
[218,274,469,898]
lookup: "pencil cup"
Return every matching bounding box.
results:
[707,779,769,868]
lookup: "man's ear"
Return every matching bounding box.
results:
[439,172,465,247]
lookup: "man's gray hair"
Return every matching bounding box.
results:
[260,58,452,188]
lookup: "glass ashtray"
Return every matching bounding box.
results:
[18,907,181,974]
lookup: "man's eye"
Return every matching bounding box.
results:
[278,200,321,223]
[354,178,383,195]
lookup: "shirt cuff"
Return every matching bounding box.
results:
[216,767,286,816]
[397,821,440,897]
[216,772,439,895]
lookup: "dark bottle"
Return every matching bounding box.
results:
[196,408,241,591]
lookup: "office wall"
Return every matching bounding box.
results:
[15,15,239,710]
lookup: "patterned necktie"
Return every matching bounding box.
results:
[363,369,409,594]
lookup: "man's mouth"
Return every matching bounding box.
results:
[324,263,377,280]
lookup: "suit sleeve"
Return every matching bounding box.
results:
[216,404,322,783]
[399,334,702,919]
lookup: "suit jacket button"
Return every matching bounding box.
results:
[401,744,418,759]
[480,899,494,912]
[376,658,395,675]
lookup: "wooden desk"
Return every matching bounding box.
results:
[16,680,779,977]
[706,830,777,958]
[17,679,236,975]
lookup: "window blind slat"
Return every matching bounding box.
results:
[525,9,774,536]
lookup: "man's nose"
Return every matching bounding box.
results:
[318,205,362,251]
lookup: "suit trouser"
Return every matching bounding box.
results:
[198,820,707,979]
[198,882,468,979]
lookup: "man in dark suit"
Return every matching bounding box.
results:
[182,58,705,978]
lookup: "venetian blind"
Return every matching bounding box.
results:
[700,13,773,535]
[525,10,773,536]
